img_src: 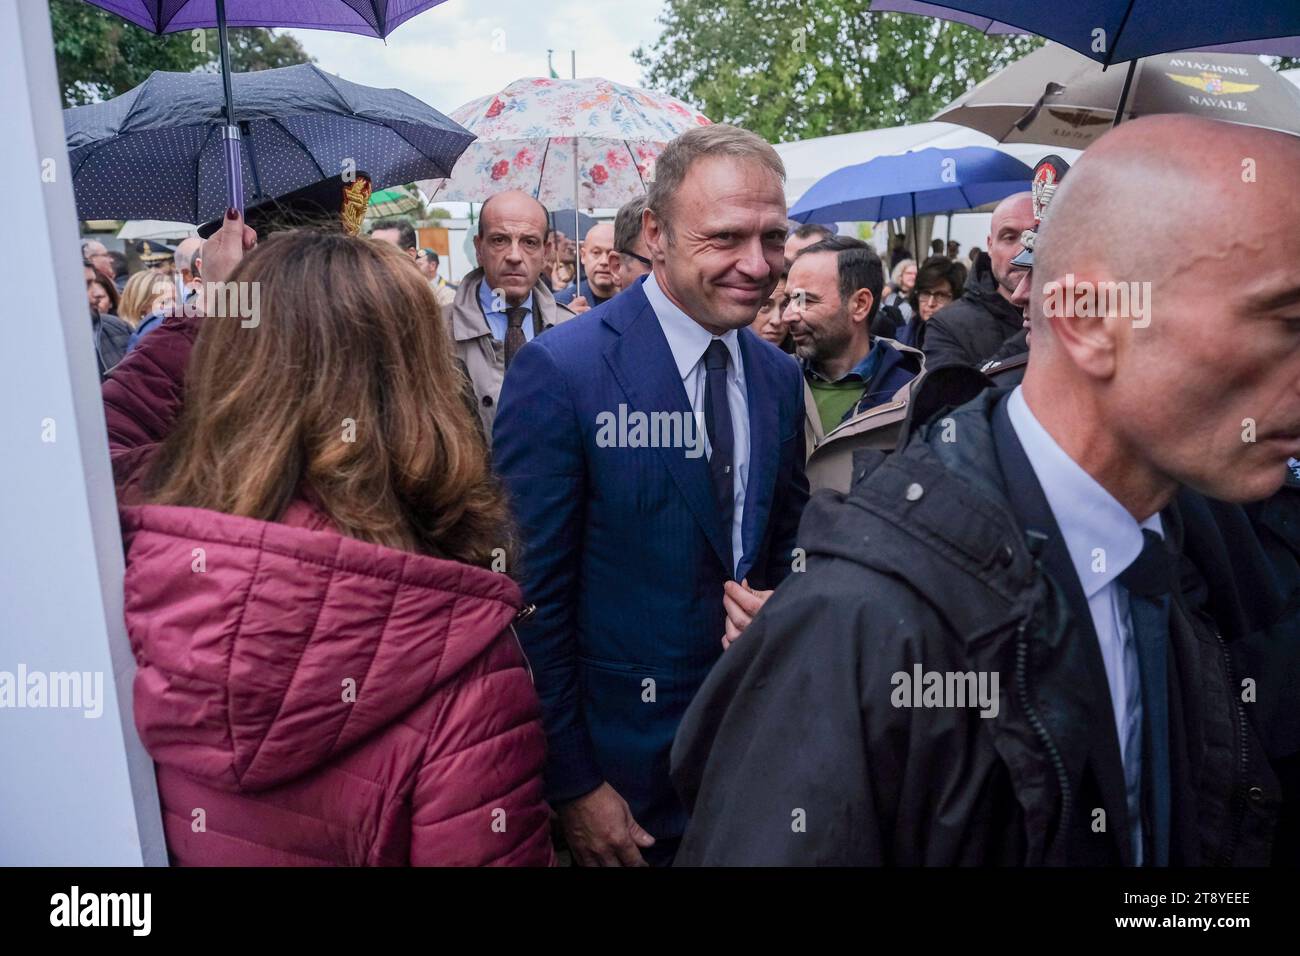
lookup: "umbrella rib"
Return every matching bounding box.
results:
[625,141,647,191]
[1104,0,1139,69]
[535,138,553,200]
[197,122,218,223]
[267,116,329,182]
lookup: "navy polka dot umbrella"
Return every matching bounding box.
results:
[64,64,475,224]
[80,1,451,212]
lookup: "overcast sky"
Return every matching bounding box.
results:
[284,0,667,116]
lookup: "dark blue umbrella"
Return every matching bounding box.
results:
[789,146,1033,250]
[64,64,475,224]
[82,1,450,212]
[867,1,1300,65]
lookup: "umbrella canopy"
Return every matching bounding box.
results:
[549,208,598,239]
[788,146,1033,223]
[82,0,446,38]
[420,77,713,207]
[64,64,475,224]
[865,0,1300,64]
[366,186,425,219]
[935,44,1300,149]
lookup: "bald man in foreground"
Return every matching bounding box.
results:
[671,116,1300,865]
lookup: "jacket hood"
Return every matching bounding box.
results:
[120,502,522,792]
[802,389,1038,639]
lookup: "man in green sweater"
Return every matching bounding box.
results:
[783,236,923,455]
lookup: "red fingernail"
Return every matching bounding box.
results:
[226,208,238,220]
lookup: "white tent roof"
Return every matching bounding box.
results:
[774,121,1083,206]
[116,220,197,241]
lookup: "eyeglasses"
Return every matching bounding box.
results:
[615,249,652,267]
[918,290,953,304]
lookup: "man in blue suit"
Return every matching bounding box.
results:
[493,124,809,866]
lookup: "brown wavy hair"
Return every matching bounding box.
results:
[148,229,513,568]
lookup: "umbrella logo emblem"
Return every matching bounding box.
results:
[1166,72,1260,96]
[1046,108,1111,129]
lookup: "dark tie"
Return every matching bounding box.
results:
[504,306,528,368]
[703,340,735,574]
[1118,528,1174,866]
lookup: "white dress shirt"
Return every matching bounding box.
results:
[642,272,749,576]
[1007,386,1162,864]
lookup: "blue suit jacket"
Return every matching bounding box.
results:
[493,278,809,841]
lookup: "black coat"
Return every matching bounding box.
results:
[672,388,1280,865]
[922,257,1025,370]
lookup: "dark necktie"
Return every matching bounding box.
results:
[1118,528,1174,866]
[703,340,735,573]
[504,306,528,368]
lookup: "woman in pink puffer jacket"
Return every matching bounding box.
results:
[103,223,553,866]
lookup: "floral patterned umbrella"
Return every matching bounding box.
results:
[419,77,712,209]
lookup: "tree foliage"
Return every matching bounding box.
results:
[51,0,313,108]
[633,0,1041,142]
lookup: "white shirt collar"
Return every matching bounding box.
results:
[643,272,744,383]
[1007,386,1163,598]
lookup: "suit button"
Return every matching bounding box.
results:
[999,544,1014,566]
[482,395,493,407]
[1249,786,1264,803]
[905,482,924,501]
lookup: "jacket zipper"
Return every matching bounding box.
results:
[1014,613,1073,862]
[1212,629,1249,865]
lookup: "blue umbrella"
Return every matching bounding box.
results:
[867,1,1300,65]
[788,146,1033,251]
[82,1,450,213]
[64,64,475,224]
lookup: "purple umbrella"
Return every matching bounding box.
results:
[82,1,449,212]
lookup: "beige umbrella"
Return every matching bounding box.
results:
[936,43,1300,150]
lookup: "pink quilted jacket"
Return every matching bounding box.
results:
[104,317,554,866]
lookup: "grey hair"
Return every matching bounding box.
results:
[890,258,916,286]
[647,124,785,234]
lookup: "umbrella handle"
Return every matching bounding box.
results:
[223,126,245,214]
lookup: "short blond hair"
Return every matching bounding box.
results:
[118,270,172,328]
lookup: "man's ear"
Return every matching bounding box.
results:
[642,207,666,262]
[1038,270,1121,381]
[472,233,483,261]
[849,288,874,326]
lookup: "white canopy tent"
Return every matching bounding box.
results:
[774,121,1082,257]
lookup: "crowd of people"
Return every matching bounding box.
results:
[84,113,1300,867]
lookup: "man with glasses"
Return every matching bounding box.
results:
[923,192,1034,370]
[555,221,618,313]
[609,195,653,292]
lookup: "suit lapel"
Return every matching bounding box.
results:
[602,294,732,572]
[990,394,1135,864]
[736,331,779,581]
